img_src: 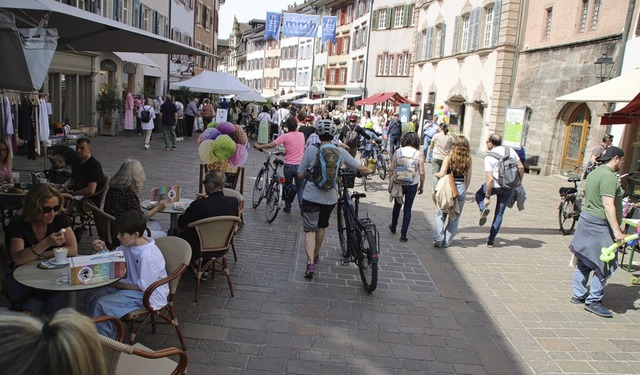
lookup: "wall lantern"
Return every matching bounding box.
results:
[593,53,614,82]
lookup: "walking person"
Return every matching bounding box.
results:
[174,97,185,141]
[201,98,215,128]
[422,114,440,161]
[387,113,402,154]
[429,123,454,190]
[159,95,178,151]
[570,146,625,318]
[388,132,425,242]
[138,98,156,150]
[433,135,472,247]
[184,97,199,138]
[474,134,524,247]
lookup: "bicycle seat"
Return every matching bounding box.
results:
[351,192,367,199]
[567,177,581,183]
[273,159,285,166]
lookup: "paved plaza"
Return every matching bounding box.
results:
[9,133,640,374]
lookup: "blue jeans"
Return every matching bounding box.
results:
[475,183,514,243]
[283,164,303,210]
[572,258,605,304]
[434,180,467,246]
[391,184,418,236]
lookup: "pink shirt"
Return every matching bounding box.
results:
[274,131,305,165]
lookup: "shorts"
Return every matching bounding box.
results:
[301,199,336,232]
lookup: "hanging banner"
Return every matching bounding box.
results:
[321,16,337,44]
[264,12,281,41]
[282,13,320,38]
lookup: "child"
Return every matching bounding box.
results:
[84,210,168,338]
[47,154,72,184]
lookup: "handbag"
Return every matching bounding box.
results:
[447,174,459,199]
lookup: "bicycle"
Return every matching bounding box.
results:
[336,170,380,292]
[558,176,581,235]
[252,148,285,223]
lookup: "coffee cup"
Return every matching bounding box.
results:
[53,247,68,264]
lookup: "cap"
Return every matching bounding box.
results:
[597,146,624,163]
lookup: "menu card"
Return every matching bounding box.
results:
[150,186,181,202]
[69,251,126,285]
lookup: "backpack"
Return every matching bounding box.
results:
[279,109,289,127]
[140,106,152,123]
[393,149,419,185]
[310,143,342,190]
[343,125,359,147]
[488,146,522,189]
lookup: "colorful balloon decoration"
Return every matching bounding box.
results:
[196,121,250,171]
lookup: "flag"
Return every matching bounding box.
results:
[264,12,281,41]
[321,16,337,44]
[282,13,320,38]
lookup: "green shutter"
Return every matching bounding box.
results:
[386,7,393,28]
[492,0,502,47]
[372,10,378,30]
[403,4,410,27]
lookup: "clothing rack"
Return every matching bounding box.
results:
[1,89,49,167]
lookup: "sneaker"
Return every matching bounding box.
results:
[313,255,320,264]
[388,224,396,234]
[400,234,408,242]
[171,147,177,151]
[433,240,443,248]
[283,207,291,213]
[487,241,494,247]
[479,208,490,226]
[165,148,170,151]
[584,301,613,318]
[304,263,315,278]
[571,296,586,304]
[144,144,149,150]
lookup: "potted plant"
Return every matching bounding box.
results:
[96,84,121,136]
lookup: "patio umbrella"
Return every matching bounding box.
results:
[169,71,254,95]
[600,91,640,125]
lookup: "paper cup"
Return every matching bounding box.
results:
[54,247,68,263]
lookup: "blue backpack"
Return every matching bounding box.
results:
[310,143,342,190]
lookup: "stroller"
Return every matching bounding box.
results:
[43,144,78,184]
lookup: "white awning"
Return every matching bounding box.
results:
[279,91,306,100]
[342,94,362,99]
[113,52,160,68]
[556,68,640,103]
[321,97,343,101]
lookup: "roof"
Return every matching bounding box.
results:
[355,92,419,106]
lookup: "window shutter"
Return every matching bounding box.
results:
[492,0,502,47]
[386,7,393,28]
[362,26,367,46]
[372,10,378,30]
[403,4,410,27]
[415,30,423,60]
[469,8,481,51]
[112,0,120,21]
[425,27,434,59]
[451,16,460,54]
[439,23,446,57]
[164,18,169,38]
[94,0,101,14]
[132,0,140,28]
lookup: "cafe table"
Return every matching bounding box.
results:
[13,259,120,308]
[141,198,194,233]
[0,188,27,226]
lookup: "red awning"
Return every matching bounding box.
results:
[355,92,419,106]
[601,92,640,125]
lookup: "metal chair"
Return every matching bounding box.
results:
[188,215,241,302]
[122,236,191,351]
[223,187,245,261]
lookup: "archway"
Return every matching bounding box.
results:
[561,104,591,172]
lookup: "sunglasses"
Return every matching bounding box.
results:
[42,205,61,214]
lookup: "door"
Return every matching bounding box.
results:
[561,104,591,172]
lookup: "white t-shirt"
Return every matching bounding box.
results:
[484,146,520,188]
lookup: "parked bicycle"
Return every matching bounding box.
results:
[558,176,582,235]
[252,148,285,223]
[336,170,380,292]
[242,117,259,139]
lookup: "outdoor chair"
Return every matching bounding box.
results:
[188,215,241,302]
[86,202,117,250]
[223,187,245,261]
[70,174,110,237]
[122,236,191,351]
[93,315,188,375]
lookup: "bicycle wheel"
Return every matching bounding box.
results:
[337,202,350,259]
[265,181,281,223]
[252,168,265,208]
[377,153,387,180]
[558,198,576,235]
[358,229,379,293]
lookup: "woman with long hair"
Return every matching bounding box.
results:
[388,132,425,242]
[104,159,167,242]
[0,138,13,184]
[429,123,454,190]
[433,135,472,247]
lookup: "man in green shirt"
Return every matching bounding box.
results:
[569,146,625,318]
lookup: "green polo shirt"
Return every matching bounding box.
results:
[583,164,623,223]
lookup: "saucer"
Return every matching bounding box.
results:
[172,203,189,211]
[49,258,70,266]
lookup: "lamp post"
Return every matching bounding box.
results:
[593,53,615,82]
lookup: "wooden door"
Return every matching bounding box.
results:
[561,104,591,173]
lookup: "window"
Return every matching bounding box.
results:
[545,7,553,38]
[394,6,404,28]
[483,6,494,46]
[346,5,353,23]
[343,36,350,54]
[397,54,403,75]
[378,9,387,29]
[403,52,410,75]
[383,54,389,75]
[195,2,202,26]
[339,67,347,84]
[461,15,470,52]
[388,55,394,76]
[579,0,588,33]
[590,0,600,30]
[122,0,129,24]
[377,55,384,75]
[434,25,442,58]
[142,7,149,31]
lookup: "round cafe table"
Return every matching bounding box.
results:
[141,198,194,233]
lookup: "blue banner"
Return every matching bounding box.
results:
[282,13,320,38]
[264,12,281,41]
[321,16,337,45]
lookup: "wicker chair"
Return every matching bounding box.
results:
[87,202,117,250]
[223,187,245,261]
[122,236,191,351]
[188,215,241,302]
[70,174,111,237]
[93,316,188,375]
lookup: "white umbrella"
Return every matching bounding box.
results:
[233,90,267,102]
[292,97,322,105]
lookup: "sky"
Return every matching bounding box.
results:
[218,0,295,39]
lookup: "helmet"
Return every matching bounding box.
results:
[347,114,359,124]
[315,119,337,136]
[364,121,374,130]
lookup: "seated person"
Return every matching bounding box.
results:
[84,210,168,339]
[4,184,77,315]
[0,138,13,184]
[104,159,167,242]
[46,154,72,185]
[177,170,238,265]
[63,138,105,204]
[0,308,107,375]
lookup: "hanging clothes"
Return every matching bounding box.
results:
[124,92,135,130]
[38,97,49,141]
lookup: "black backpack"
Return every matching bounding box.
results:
[140,106,152,123]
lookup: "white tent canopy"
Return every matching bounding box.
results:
[279,91,306,100]
[556,68,640,103]
[233,90,267,102]
[169,71,253,95]
[292,97,322,105]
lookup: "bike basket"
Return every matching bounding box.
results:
[559,187,577,196]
